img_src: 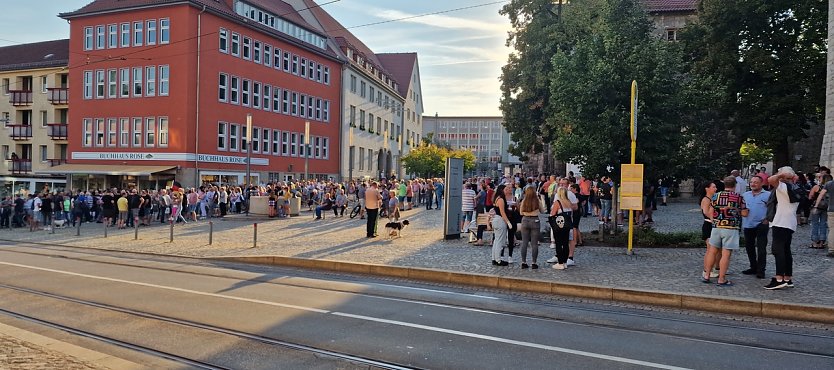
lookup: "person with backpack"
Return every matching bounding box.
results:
[766,167,801,290]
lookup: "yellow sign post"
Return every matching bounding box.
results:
[621,81,641,255]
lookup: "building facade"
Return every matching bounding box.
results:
[0,40,70,196]
[423,116,521,177]
[292,0,422,181]
[57,0,342,189]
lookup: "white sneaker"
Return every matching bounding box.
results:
[546,256,559,263]
[553,263,566,270]
[507,257,515,264]
[549,244,556,249]
[709,270,719,278]
[566,259,576,267]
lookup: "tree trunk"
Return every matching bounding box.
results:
[772,137,791,170]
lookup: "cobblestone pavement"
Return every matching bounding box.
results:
[0,333,107,370]
[2,201,832,308]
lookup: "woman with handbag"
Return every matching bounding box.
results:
[549,187,575,270]
[491,184,511,266]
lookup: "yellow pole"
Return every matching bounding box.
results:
[628,81,637,255]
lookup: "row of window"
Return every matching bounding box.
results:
[216,122,329,159]
[348,105,397,138]
[218,73,331,123]
[437,133,503,140]
[349,74,400,116]
[84,19,170,51]
[234,1,327,50]
[219,28,331,86]
[82,117,169,148]
[82,66,170,99]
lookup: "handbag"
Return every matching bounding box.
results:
[549,200,572,230]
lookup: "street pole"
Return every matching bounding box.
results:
[349,126,354,182]
[246,114,252,217]
[304,121,310,180]
[627,81,638,255]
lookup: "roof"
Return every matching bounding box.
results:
[376,53,417,98]
[642,0,698,13]
[39,164,176,176]
[0,39,69,72]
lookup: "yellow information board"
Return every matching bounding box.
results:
[620,164,644,211]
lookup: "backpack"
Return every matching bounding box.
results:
[766,183,801,222]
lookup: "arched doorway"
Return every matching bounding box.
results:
[377,149,385,179]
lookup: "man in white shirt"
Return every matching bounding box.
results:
[764,167,799,290]
[732,170,748,194]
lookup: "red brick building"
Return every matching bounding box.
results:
[57,0,342,189]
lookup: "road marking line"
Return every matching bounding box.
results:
[0,261,690,369]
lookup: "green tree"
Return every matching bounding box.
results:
[682,0,827,167]
[401,146,476,178]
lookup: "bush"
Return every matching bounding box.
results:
[587,227,703,248]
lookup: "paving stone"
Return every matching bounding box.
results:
[0,333,107,370]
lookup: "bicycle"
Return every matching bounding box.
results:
[349,203,362,219]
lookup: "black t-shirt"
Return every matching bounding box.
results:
[142,195,152,208]
[14,198,24,212]
[41,198,52,213]
[128,194,141,209]
[101,195,115,210]
[599,183,613,200]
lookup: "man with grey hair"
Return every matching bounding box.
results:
[765,166,800,290]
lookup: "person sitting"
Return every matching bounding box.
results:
[315,192,334,220]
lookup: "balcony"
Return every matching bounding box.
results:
[9,90,32,106]
[7,125,32,140]
[46,123,68,140]
[47,88,68,105]
[9,159,32,174]
[47,158,67,167]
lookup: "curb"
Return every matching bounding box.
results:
[209,255,834,325]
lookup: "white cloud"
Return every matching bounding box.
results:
[365,7,509,33]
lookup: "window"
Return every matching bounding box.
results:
[273,48,281,69]
[291,55,298,75]
[40,110,47,127]
[282,90,289,114]
[96,25,105,49]
[263,85,271,111]
[242,79,250,106]
[377,91,382,106]
[158,65,169,95]
[360,81,366,98]
[261,128,270,155]
[272,86,280,112]
[350,75,357,93]
[120,23,130,47]
[119,118,129,147]
[145,66,156,96]
[83,71,93,99]
[359,109,365,130]
[95,119,105,147]
[120,68,130,97]
[323,100,330,122]
[291,92,298,116]
[299,94,306,117]
[133,21,143,46]
[252,82,261,109]
[253,41,261,63]
[241,125,248,151]
[359,148,364,170]
[218,73,228,101]
[369,87,375,102]
[349,105,355,127]
[281,131,289,156]
[323,66,330,85]
[322,137,329,159]
[83,119,92,147]
[159,18,170,44]
[666,28,678,42]
[158,117,169,147]
[315,98,322,121]
[39,145,47,162]
[218,122,227,150]
[108,24,118,48]
[242,37,251,60]
[230,124,239,151]
[291,133,297,156]
[84,27,93,50]
[369,114,375,132]
[132,118,142,147]
[283,51,290,72]
[377,119,382,135]
[219,28,228,53]
[314,137,320,158]
[308,60,315,79]
[230,76,239,104]
[147,20,157,45]
[231,32,240,56]
[300,57,307,77]
[307,96,314,119]
[251,127,259,153]
[106,69,117,98]
[272,129,279,154]
[264,44,271,67]
[108,118,117,146]
[316,64,322,82]
[95,70,105,98]
[132,67,143,96]
[145,117,155,147]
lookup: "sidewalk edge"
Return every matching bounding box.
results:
[208,255,834,325]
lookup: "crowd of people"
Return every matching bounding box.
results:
[699,165,834,291]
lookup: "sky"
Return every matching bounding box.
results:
[0,0,512,117]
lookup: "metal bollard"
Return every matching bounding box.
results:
[253,223,257,248]
[209,221,213,245]
[76,219,81,236]
[134,223,138,240]
[169,220,174,243]
[104,222,108,238]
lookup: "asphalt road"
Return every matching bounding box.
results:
[0,244,832,370]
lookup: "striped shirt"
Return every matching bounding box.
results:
[462,189,476,212]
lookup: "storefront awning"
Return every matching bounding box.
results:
[37,164,177,176]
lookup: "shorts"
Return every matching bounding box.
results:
[118,211,128,221]
[359,198,365,208]
[709,228,739,250]
[463,210,474,223]
[701,221,713,241]
[660,187,669,197]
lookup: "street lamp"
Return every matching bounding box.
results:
[245,113,252,216]
[304,121,310,180]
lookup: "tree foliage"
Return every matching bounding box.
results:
[401,145,476,178]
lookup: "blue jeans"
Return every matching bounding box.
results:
[811,210,827,242]
[600,199,612,221]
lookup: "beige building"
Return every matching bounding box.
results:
[0,40,70,196]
